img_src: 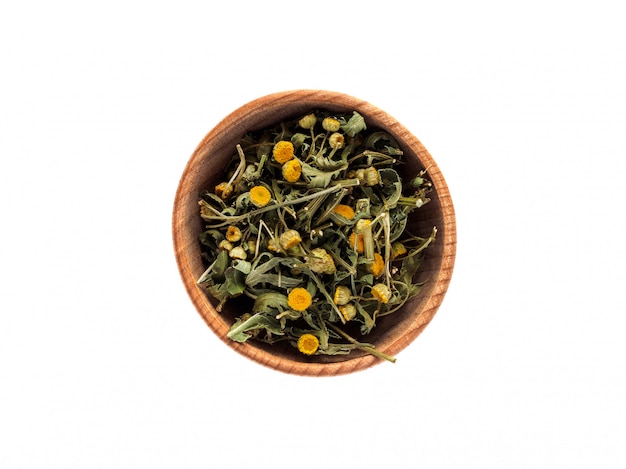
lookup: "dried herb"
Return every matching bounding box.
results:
[197,110,436,363]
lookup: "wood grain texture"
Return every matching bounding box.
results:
[172,90,456,376]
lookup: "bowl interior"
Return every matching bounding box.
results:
[173,90,454,375]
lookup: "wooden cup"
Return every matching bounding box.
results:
[173,90,456,376]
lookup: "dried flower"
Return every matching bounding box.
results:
[282,158,302,183]
[333,285,351,306]
[322,117,341,132]
[371,283,392,303]
[226,225,242,242]
[288,287,312,311]
[218,239,233,251]
[339,303,356,321]
[355,218,372,233]
[369,252,385,277]
[214,182,232,200]
[306,248,336,275]
[333,204,355,220]
[298,113,317,130]
[328,132,344,149]
[363,166,379,186]
[272,141,295,164]
[280,229,302,250]
[297,333,319,355]
[391,241,407,259]
[229,246,247,260]
[249,185,271,207]
[348,232,365,253]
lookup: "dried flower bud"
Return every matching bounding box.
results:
[214,182,233,200]
[355,218,372,233]
[391,242,407,259]
[369,252,385,277]
[348,232,365,253]
[322,117,341,132]
[297,333,319,355]
[225,225,242,242]
[218,239,233,251]
[298,113,317,130]
[272,141,295,164]
[364,166,379,186]
[328,132,344,149]
[288,287,312,312]
[249,185,272,207]
[282,158,302,183]
[306,248,336,275]
[339,303,357,322]
[280,229,302,250]
[333,285,352,306]
[229,246,247,260]
[371,283,392,304]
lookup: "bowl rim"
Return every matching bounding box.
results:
[172,89,456,376]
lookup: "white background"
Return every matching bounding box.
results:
[2,1,625,468]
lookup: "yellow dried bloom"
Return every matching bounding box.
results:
[369,252,385,277]
[339,303,357,322]
[225,225,242,242]
[391,241,407,259]
[297,333,319,355]
[282,158,302,183]
[214,182,232,200]
[218,239,233,251]
[267,238,280,252]
[298,113,317,130]
[279,229,302,250]
[371,283,392,304]
[333,204,355,220]
[348,232,365,253]
[288,287,312,312]
[249,185,271,207]
[333,285,351,306]
[328,132,344,149]
[322,117,341,132]
[272,141,295,164]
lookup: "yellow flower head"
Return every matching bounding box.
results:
[369,253,385,277]
[272,141,295,164]
[348,232,365,253]
[339,303,357,322]
[333,204,355,220]
[225,225,242,242]
[249,185,271,207]
[279,229,301,250]
[333,285,351,306]
[298,113,317,130]
[297,333,319,355]
[371,283,392,304]
[288,287,312,312]
[322,117,341,132]
[282,158,302,183]
[329,132,344,149]
[391,241,407,259]
[214,182,232,200]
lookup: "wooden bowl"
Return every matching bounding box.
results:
[172,90,456,376]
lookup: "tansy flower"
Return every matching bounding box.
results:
[225,225,242,242]
[214,182,232,200]
[391,241,407,259]
[229,246,247,260]
[322,117,341,132]
[306,248,336,275]
[279,229,301,250]
[333,285,351,306]
[371,283,392,304]
[369,252,385,277]
[339,303,357,322]
[333,204,355,220]
[288,287,313,312]
[282,158,302,183]
[272,141,295,164]
[329,132,344,149]
[298,113,317,130]
[249,185,271,207]
[348,232,365,253]
[297,333,319,355]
